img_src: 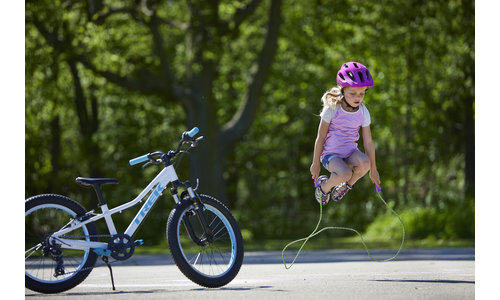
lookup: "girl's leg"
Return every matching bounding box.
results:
[321,157,352,192]
[345,150,370,187]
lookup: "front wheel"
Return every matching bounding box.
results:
[166,194,244,288]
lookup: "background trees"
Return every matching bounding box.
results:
[26,0,474,244]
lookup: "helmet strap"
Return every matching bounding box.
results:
[341,89,359,111]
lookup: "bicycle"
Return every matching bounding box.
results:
[25,127,244,294]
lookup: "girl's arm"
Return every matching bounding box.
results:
[361,125,381,187]
[310,120,329,181]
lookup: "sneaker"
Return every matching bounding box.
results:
[331,182,352,201]
[314,175,331,205]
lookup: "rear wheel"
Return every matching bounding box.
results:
[167,194,244,287]
[25,194,98,293]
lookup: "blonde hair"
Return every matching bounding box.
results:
[321,86,343,109]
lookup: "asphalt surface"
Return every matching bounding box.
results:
[25,248,475,300]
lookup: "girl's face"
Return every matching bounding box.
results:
[343,86,367,107]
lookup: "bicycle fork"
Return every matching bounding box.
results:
[182,196,214,246]
[170,181,215,247]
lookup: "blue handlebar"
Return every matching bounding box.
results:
[187,127,199,138]
[130,127,200,167]
[129,154,149,166]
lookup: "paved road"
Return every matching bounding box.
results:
[25,248,474,300]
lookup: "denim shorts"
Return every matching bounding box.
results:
[321,154,343,169]
[321,150,361,169]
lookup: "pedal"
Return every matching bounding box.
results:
[94,248,112,257]
[134,239,144,247]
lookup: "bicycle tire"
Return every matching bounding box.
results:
[166,194,244,288]
[25,194,98,294]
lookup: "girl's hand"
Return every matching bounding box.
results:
[310,163,321,182]
[370,168,381,187]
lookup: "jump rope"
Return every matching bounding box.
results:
[282,183,405,269]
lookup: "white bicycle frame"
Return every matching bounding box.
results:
[51,164,196,251]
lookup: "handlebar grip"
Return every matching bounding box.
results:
[129,154,149,166]
[186,127,199,138]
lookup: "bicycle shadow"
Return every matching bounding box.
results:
[25,289,161,297]
[190,285,286,292]
[25,285,286,297]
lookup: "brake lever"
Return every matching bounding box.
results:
[142,158,162,168]
[191,136,204,147]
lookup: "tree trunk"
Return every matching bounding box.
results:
[49,115,61,191]
[185,82,229,204]
[462,0,475,200]
[185,0,282,204]
[68,59,102,177]
[464,95,474,199]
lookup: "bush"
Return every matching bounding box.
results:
[364,202,474,240]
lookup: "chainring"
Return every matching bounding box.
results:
[107,233,135,261]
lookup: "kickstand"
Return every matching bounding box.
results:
[102,256,116,291]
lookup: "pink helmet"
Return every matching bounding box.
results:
[336,62,374,88]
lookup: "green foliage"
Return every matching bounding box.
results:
[26,0,474,245]
[365,198,474,240]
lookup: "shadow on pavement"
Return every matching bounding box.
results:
[25,289,163,297]
[373,279,475,284]
[274,248,475,265]
[107,248,474,267]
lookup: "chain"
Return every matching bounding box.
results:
[51,234,115,277]
[60,234,112,239]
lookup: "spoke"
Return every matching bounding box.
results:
[25,243,42,259]
[178,203,238,277]
[192,252,201,266]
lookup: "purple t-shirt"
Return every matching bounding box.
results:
[320,103,371,160]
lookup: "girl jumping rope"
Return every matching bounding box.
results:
[310,62,381,204]
[283,64,404,268]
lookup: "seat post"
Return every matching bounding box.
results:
[75,177,118,206]
[92,184,107,206]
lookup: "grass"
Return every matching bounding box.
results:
[132,237,474,255]
[248,237,474,251]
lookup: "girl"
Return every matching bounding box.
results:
[310,62,381,205]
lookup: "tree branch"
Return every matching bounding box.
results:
[77,55,164,94]
[67,59,90,137]
[232,0,264,29]
[31,17,65,53]
[219,0,264,36]
[222,0,282,146]
[92,7,134,24]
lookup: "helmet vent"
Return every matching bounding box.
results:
[347,71,355,81]
[358,72,364,82]
[344,64,349,68]
[338,72,345,81]
[353,63,359,68]
[365,70,371,80]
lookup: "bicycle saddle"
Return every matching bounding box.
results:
[75,177,119,187]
